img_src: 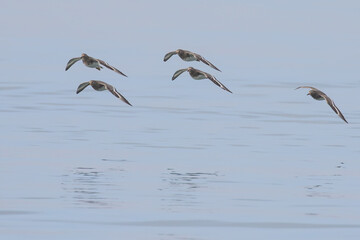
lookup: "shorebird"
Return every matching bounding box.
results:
[164,49,221,72]
[65,53,127,77]
[172,67,232,93]
[76,80,132,106]
[295,86,348,123]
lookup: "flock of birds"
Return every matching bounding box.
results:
[65,49,348,124]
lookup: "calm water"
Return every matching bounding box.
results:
[1,1,360,239]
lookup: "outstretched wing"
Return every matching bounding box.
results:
[295,86,319,91]
[163,51,177,62]
[65,57,82,71]
[195,53,221,72]
[323,94,348,123]
[205,74,232,93]
[104,83,132,106]
[172,68,188,80]
[76,82,91,94]
[97,59,127,77]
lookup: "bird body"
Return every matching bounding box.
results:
[307,89,327,101]
[176,49,198,61]
[296,86,348,123]
[187,67,211,80]
[81,55,102,70]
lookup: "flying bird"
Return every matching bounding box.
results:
[164,49,221,72]
[172,67,232,93]
[295,86,348,123]
[65,53,127,77]
[76,80,132,106]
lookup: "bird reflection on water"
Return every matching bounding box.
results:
[61,166,124,208]
[160,168,219,210]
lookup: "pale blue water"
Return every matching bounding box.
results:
[1,1,360,239]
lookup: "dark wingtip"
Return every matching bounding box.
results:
[117,71,127,77]
[214,66,222,72]
[124,100,132,106]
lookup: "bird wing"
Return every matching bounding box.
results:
[104,83,132,106]
[97,59,127,77]
[65,57,82,71]
[163,51,177,62]
[205,73,232,93]
[76,82,91,94]
[172,68,188,80]
[295,86,319,91]
[194,53,221,72]
[322,94,348,123]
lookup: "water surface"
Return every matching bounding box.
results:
[1,1,360,239]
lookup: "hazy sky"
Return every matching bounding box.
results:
[1,0,359,82]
